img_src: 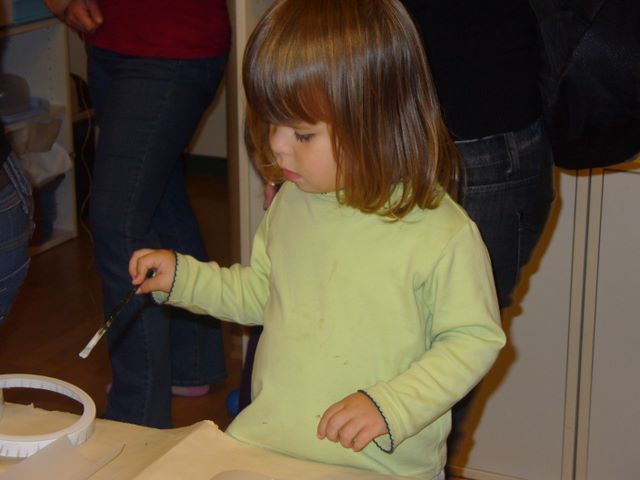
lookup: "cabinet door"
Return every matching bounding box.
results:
[449,170,583,480]
[576,164,640,479]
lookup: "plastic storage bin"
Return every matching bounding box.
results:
[17,143,73,246]
[2,98,62,156]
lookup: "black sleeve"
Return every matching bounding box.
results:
[0,123,11,169]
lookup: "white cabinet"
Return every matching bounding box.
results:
[575,163,640,480]
[449,161,640,480]
[1,19,77,254]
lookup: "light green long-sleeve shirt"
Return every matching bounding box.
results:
[161,182,505,480]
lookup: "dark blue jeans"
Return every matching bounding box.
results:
[0,153,33,325]
[459,117,554,309]
[87,46,227,428]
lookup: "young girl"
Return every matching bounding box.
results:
[129,1,505,478]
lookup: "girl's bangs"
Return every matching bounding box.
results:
[244,4,331,127]
[248,63,329,127]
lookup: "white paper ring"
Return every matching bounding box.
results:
[0,374,96,458]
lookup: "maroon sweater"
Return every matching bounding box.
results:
[85,0,231,59]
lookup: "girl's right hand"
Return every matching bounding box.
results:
[129,249,176,294]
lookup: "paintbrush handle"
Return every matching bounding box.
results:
[78,269,155,359]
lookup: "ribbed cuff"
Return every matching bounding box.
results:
[151,251,178,305]
[357,389,395,453]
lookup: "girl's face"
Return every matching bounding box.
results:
[269,122,339,193]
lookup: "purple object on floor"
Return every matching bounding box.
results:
[171,385,210,397]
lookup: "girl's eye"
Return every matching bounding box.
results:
[294,132,314,143]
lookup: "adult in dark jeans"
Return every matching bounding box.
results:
[0,125,33,325]
[401,0,554,460]
[45,0,230,428]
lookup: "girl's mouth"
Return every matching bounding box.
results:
[281,169,302,181]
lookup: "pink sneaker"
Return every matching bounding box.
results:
[105,383,210,398]
[171,385,210,397]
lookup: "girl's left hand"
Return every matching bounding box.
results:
[317,392,387,452]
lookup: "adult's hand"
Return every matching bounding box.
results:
[44,0,103,34]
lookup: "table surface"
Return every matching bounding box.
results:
[0,402,414,480]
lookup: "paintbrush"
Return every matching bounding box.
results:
[79,270,154,359]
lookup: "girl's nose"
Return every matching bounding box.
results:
[269,125,291,156]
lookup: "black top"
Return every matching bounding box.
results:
[401,0,541,140]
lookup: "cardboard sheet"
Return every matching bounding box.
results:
[0,436,123,480]
[0,403,415,479]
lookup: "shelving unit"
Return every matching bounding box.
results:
[4,103,65,135]
[1,18,78,254]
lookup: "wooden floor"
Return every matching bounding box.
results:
[0,173,243,430]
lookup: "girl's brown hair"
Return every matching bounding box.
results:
[243,0,461,218]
